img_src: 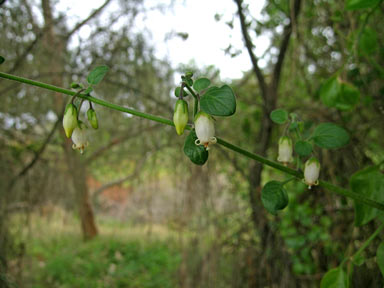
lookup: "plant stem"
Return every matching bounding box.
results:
[184,82,199,117]
[351,222,384,263]
[2,71,384,211]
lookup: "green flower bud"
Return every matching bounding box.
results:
[173,99,189,135]
[63,103,78,138]
[87,108,98,129]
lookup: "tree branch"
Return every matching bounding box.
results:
[65,0,112,39]
[271,0,302,89]
[234,0,267,98]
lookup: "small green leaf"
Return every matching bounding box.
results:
[352,254,365,266]
[350,166,384,226]
[183,129,208,165]
[270,109,288,124]
[377,242,384,276]
[87,65,109,85]
[174,87,189,97]
[359,28,378,55]
[261,181,289,215]
[295,140,313,157]
[84,86,93,94]
[200,85,236,116]
[312,123,350,149]
[320,267,348,288]
[320,76,341,107]
[0,56,4,64]
[193,78,211,92]
[346,0,380,10]
[335,83,360,111]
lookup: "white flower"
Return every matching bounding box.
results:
[277,136,293,164]
[304,157,320,189]
[71,122,88,154]
[194,111,216,150]
[63,103,78,138]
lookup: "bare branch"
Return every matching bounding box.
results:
[85,124,161,164]
[234,0,267,97]
[271,0,302,89]
[65,0,112,39]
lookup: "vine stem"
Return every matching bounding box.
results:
[352,222,384,261]
[1,71,384,211]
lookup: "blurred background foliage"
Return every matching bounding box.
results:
[0,0,383,287]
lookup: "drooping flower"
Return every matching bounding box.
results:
[87,108,99,129]
[71,122,88,154]
[304,157,320,189]
[62,103,78,138]
[173,99,189,135]
[277,136,293,165]
[194,111,216,150]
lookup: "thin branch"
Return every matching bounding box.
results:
[91,152,151,199]
[8,104,64,189]
[271,0,302,89]
[85,124,161,164]
[234,0,267,97]
[65,0,112,39]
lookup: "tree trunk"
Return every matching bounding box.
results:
[41,0,98,240]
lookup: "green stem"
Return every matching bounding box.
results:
[2,71,384,211]
[184,82,199,117]
[351,222,384,263]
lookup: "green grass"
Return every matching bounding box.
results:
[10,212,181,288]
[26,235,181,288]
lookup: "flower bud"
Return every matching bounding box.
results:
[194,111,216,150]
[304,157,320,189]
[71,122,89,154]
[87,108,99,129]
[63,103,78,138]
[173,99,188,135]
[277,136,293,165]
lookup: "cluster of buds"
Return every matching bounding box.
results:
[276,135,320,189]
[62,101,98,154]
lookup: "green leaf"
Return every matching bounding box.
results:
[174,87,189,97]
[350,166,384,226]
[193,78,211,92]
[335,83,360,111]
[0,56,4,65]
[87,65,109,85]
[261,181,289,215]
[346,0,380,10]
[312,123,350,149]
[183,129,208,165]
[377,242,384,276]
[270,109,288,124]
[295,140,313,157]
[200,85,236,116]
[84,86,93,94]
[320,267,348,288]
[320,76,341,107]
[352,254,365,266]
[359,28,378,55]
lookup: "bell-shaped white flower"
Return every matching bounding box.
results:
[71,122,88,154]
[194,111,216,150]
[63,103,78,138]
[277,136,293,165]
[173,99,189,135]
[304,157,320,189]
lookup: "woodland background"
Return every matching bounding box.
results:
[0,0,383,287]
